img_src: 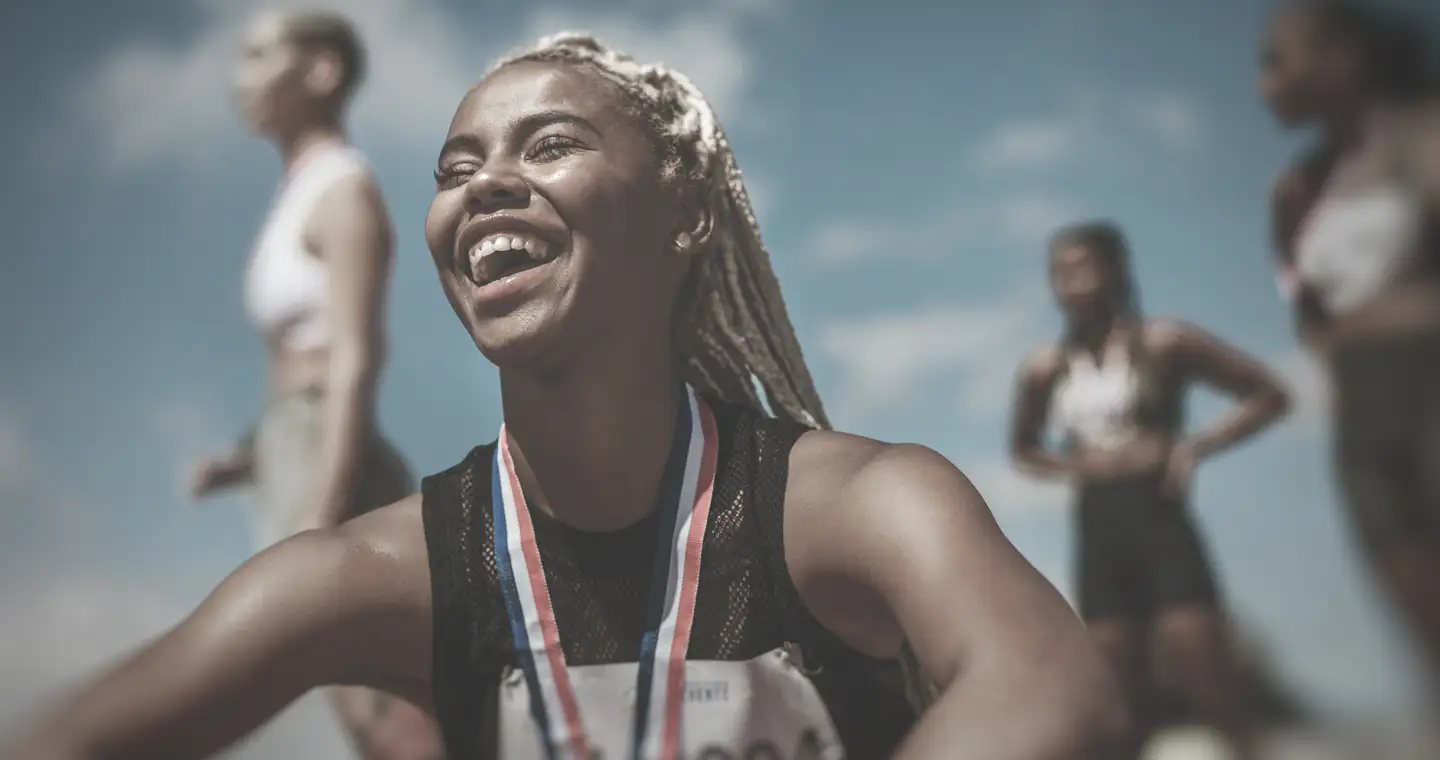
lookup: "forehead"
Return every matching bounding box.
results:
[1051,242,1098,267]
[448,62,634,139]
[1268,6,1319,49]
[241,11,292,51]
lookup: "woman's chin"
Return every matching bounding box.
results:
[467,314,563,372]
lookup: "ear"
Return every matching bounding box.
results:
[671,187,715,259]
[303,49,345,101]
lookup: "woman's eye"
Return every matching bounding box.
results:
[528,135,582,162]
[433,164,477,189]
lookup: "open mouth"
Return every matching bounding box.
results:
[464,232,558,287]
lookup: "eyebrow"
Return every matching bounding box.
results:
[513,110,602,140]
[437,110,602,161]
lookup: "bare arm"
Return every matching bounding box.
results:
[1270,165,1332,350]
[826,445,1129,759]
[301,173,395,531]
[1408,100,1440,216]
[1159,320,1291,461]
[1009,348,1078,481]
[5,499,430,760]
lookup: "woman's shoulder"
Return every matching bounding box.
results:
[1016,342,1067,385]
[339,492,429,560]
[785,429,971,526]
[1139,317,1205,357]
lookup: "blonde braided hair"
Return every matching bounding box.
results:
[487,33,829,429]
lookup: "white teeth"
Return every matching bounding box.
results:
[471,233,550,258]
[465,231,554,281]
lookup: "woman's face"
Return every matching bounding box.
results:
[424,61,689,369]
[1049,242,1112,320]
[232,12,312,135]
[1259,7,1351,128]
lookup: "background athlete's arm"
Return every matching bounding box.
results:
[301,173,395,531]
[1009,347,1080,481]
[828,446,1128,759]
[3,499,430,760]
[1160,319,1290,461]
[1270,165,1333,349]
[1410,102,1440,215]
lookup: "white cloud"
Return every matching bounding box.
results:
[1129,92,1204,152]
[817,282,1048,424]
[0,574,352,759]
[74,0,771,171]
[804,219,893,269]
[972,119,1078,170]
[76,0,478,171]
[520,5,760,125]
[804,194,1082,269]
[968,89,1205,175]
[0,576,190,724]
[996,195,1080,246]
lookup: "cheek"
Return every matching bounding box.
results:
[568,177,671,272]
[424,192,463,265]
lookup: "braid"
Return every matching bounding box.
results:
[490,33,830,429]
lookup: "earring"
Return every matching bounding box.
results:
[675,231,692,251]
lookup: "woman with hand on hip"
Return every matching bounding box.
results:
[1011,222,1289,758]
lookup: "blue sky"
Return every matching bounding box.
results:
[2,0,1439,755]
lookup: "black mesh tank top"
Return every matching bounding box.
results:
[421,399,917,759]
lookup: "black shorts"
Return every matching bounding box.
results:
[1075,473,1220,621]
[1331,328,1440,549]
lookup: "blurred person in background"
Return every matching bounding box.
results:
[185,10,444,759]
[1010,221,1291,758]
[1,32,1128,760]
[1263,0,1440,694]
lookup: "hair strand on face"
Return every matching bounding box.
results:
[488,33,831,430]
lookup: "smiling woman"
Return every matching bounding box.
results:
[1,33,1125,760]
[427,35,827,426]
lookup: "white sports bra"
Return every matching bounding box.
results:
[1051,341,1144,451]
[244,143,369,352]
[1294,181,1426,315]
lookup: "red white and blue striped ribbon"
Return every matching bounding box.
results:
[492,385,720,760]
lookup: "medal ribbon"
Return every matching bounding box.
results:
[492,385,719,760]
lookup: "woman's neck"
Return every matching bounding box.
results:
[276,121,346,174]
[1070,309,1124,356]
[1321,94,1388,154]
[497,344,687,532]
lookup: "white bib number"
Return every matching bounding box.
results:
[499,647,845,760]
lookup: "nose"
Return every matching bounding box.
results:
[463,164,530,213]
